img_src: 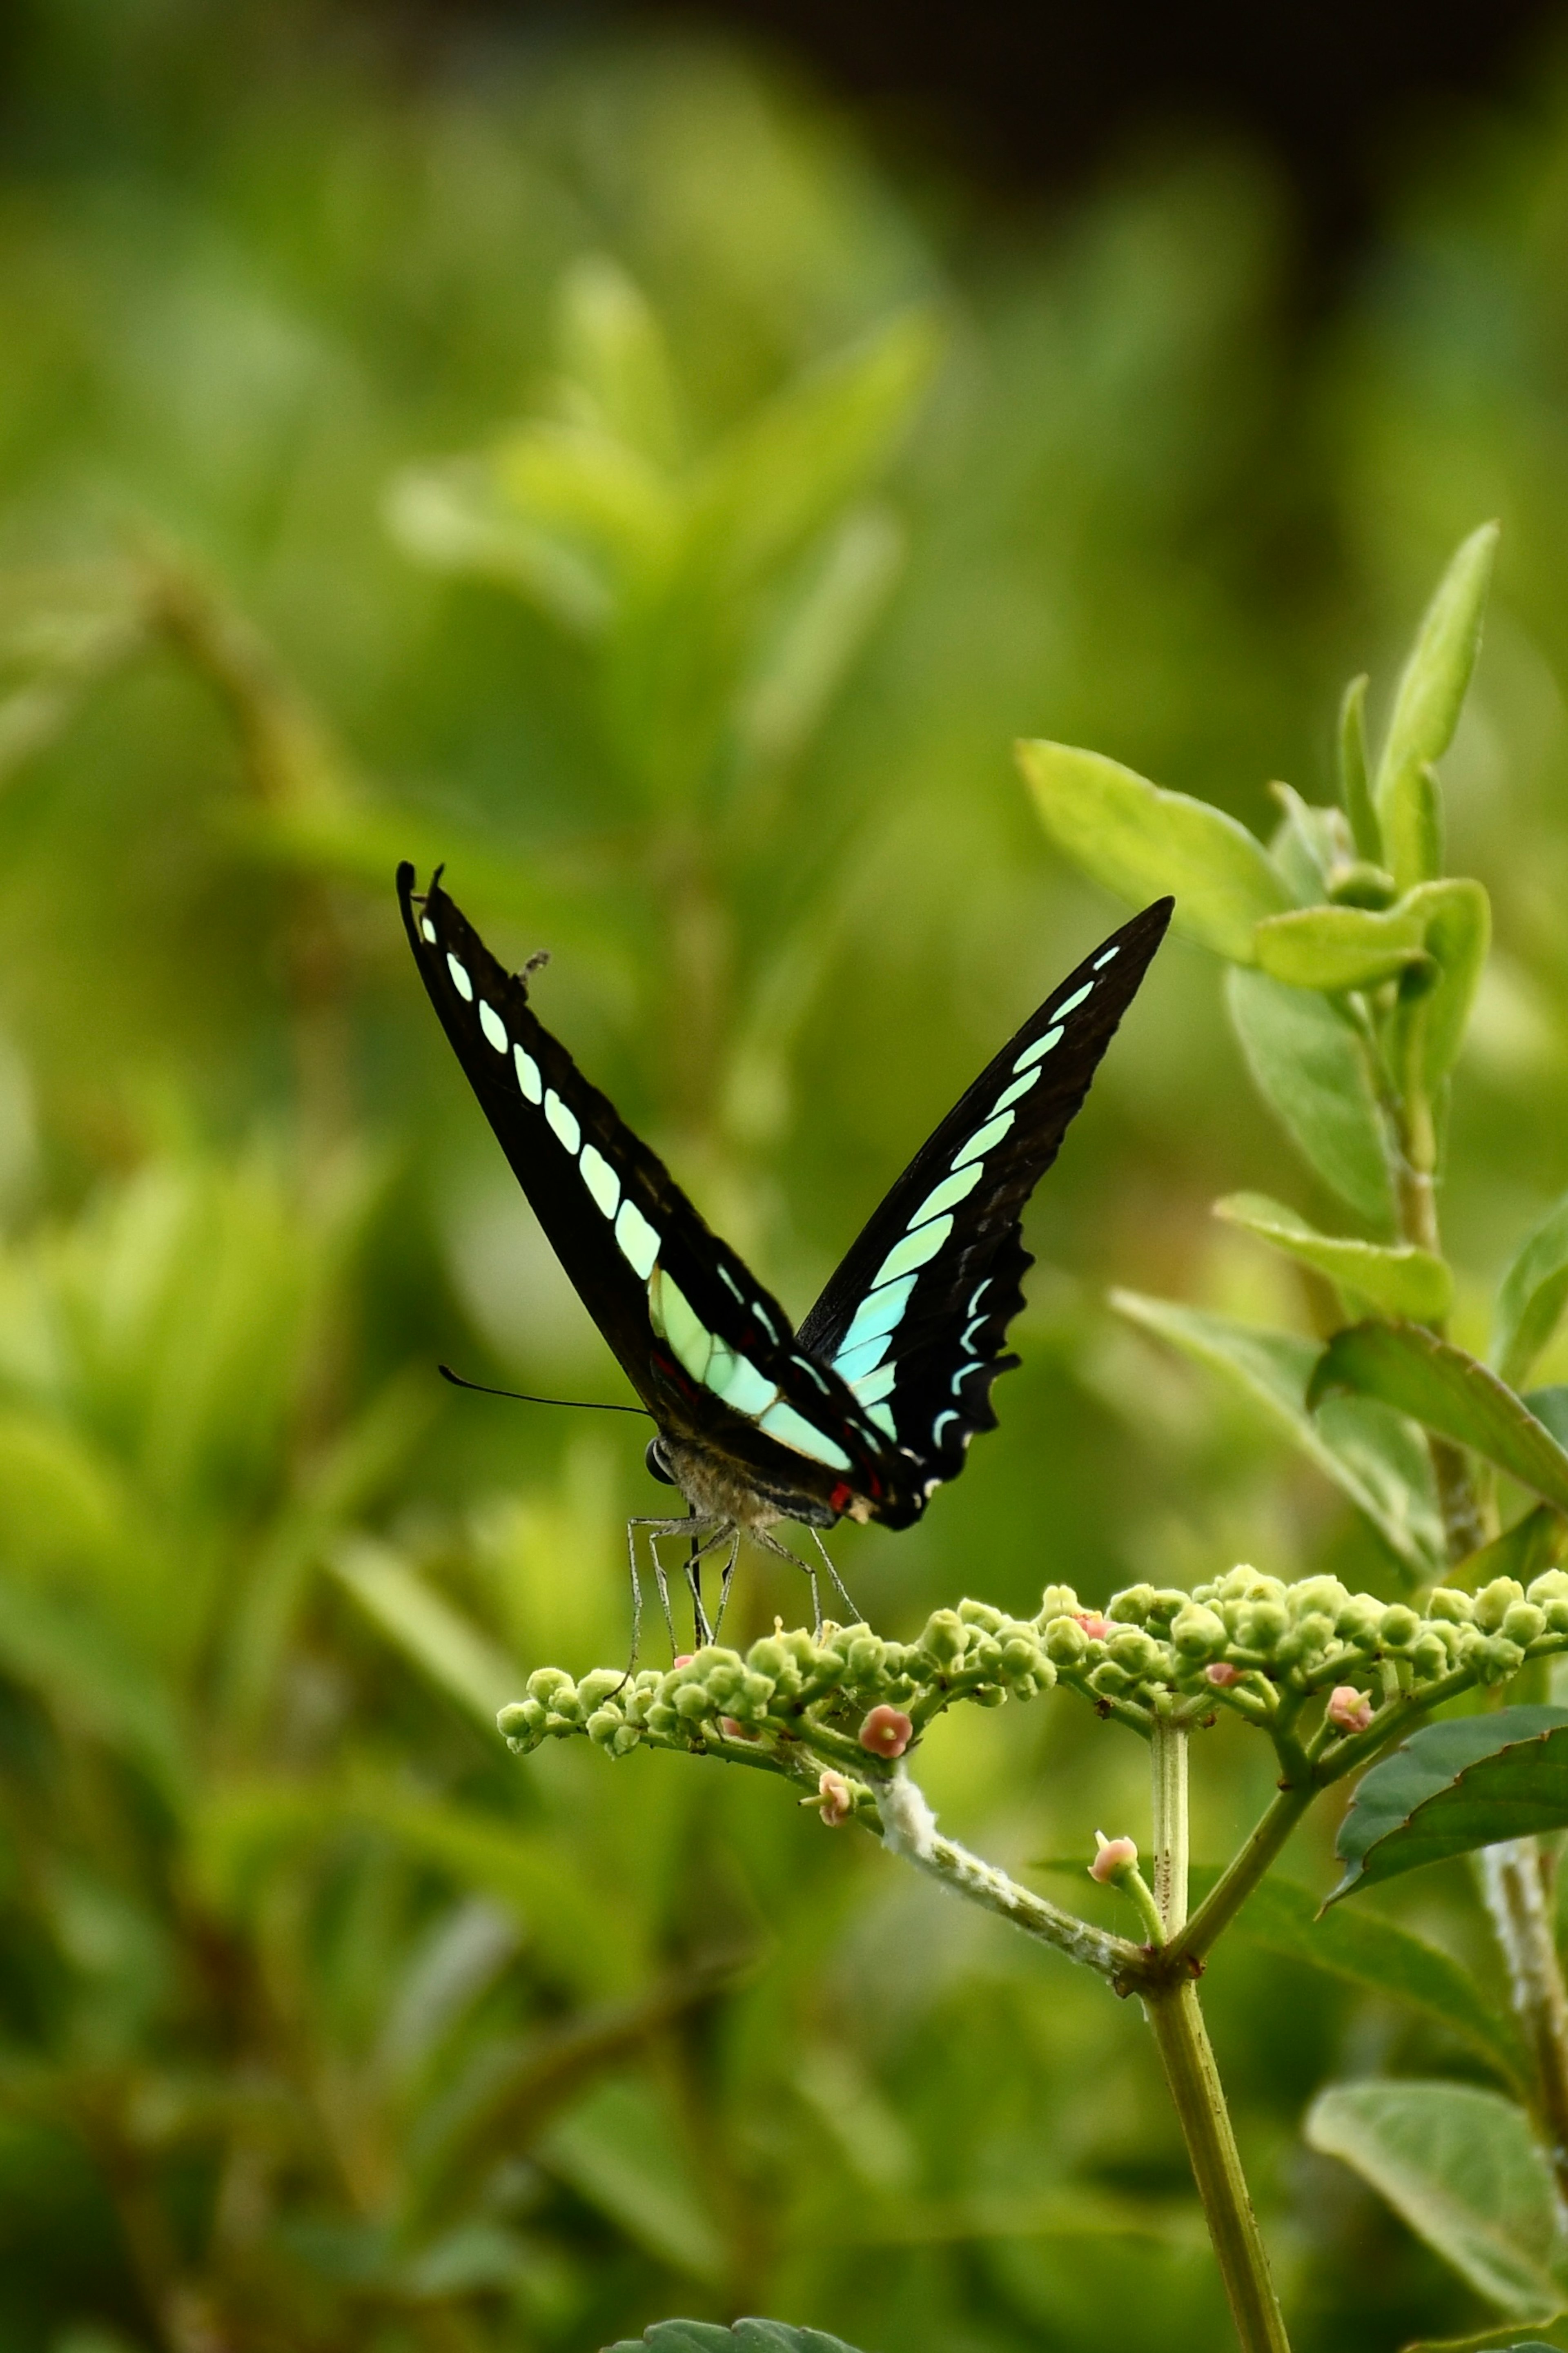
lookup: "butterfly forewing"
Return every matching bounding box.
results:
[795,897,1173,1524]
[399,866,893,1503]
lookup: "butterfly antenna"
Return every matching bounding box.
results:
[437,1364,653,1416]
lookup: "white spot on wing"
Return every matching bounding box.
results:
[759,1397,851,1470]
[851,1363,897,1406]
[837,1274,918,1357]
[705,1351,777,1417]
[1013,1023,1063,1074]
[447,954,474,1001]
[544,1090,581,1153]
[1056,982,1093,1017]
[615,1199,659,1279]
[514,1045,543,1103]
[649,1266,712,1382]
[420,917,437,943]
[931,1409,960,1448]
[834,1332,891,1385]
[869,1403,898,1439]
[1094,944,1120,968]
[992,1067,1041,1114]
[479,1001,508,1053]
[908,1162,984,1228]
[953,1111,1014,1170]
[872,1213,953,1288]
[580,1144,619,1217]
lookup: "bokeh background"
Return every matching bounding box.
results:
[4,2,1568,2348]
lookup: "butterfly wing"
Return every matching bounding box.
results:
[399,866,897,1515]
[795,897,1173,1526]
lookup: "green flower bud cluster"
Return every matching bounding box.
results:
[496,1564,1568,1784]
[497,1599,1063,1772]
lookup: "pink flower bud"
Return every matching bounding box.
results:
[1075,1612,1111,1640]
[719,1716,757,1741]
[672,1655,694,1669]
[1089,1832,1139,1885]
[817,1770,853,1827]
[1326,1684,1373,1734]
[859,1704,913,1758]
[1204,1661,1243,1687]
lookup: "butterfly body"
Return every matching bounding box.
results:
[399,865,1170,1588]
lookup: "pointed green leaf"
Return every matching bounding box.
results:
[540,2080,728,2283]
[1309,1322,1568,1515]
[1111,1291,1445,1578]
[555,255,682,469]
[1339,673,1381,862]
[1189,1868,1525,2087]
[1248,878,1489,1089]
[330,1539,520,1729]
[1225,966,1397,1228]
[1017,742,1292,962]
[1305,2080,1564,2313]
[1494,1196,1568,1390]
[1252,901,1430,993]
[1330,1709,1568,1901]
[1376,523,1500,890]
[1214,1192,1451,1322]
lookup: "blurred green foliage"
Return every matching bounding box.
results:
[6,3,1568,2349]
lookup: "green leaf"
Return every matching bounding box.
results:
[539,2079,728,2284]
[1110,1292,1445,1579]
[1017,741,1293,961]
[690,310,940,596]
[1339,672,1381,862]
[1305,2079,1565,2313]
[554,255,682,470]
[1252,901,1431,993]
[329,1539,521,1729]
[1330,1709,1568,1901]
[606,2328,869,2353]
[1417,877,1492,1085]
[1309,1323,1568,1515]
[1375,523,1500,891]
[1225,967,1397,1228]
[1451,1503,1566,1594]
[1494,1195,1568,1390]
[1214,1192,1451,1322]
[1249,879,1489,1086]
[1189,1868,1526,2088]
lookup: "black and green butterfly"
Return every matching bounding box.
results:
[400,865,1169,1633]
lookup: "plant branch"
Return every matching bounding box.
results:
[871,1773,1146,1986]
[1476,1838,1568,2214]
[1144,1984,1292,2353]
[1162,1780,1315,1977]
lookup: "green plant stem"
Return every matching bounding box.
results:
[1151,1709,1190,1935]
[1147,1712,1291,2350]
[1144,1983,1292,2353]
[1476,1838,1568,2211]
[871,1772,1143,1983]
[1383,1029,1568,2196]
[1163,1781,1315,1977]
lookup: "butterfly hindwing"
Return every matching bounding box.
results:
[399,866,894,1509]
[795,897,1173,1524]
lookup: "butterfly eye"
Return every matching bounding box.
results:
[645,1438,676,1485]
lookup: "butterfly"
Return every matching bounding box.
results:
[399,864,1170,1641]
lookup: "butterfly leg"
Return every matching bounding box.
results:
[750,1528,823,1633]
[809,1526,860,1624]
[710,1531,742,1642]
[630,1517,716,1657]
